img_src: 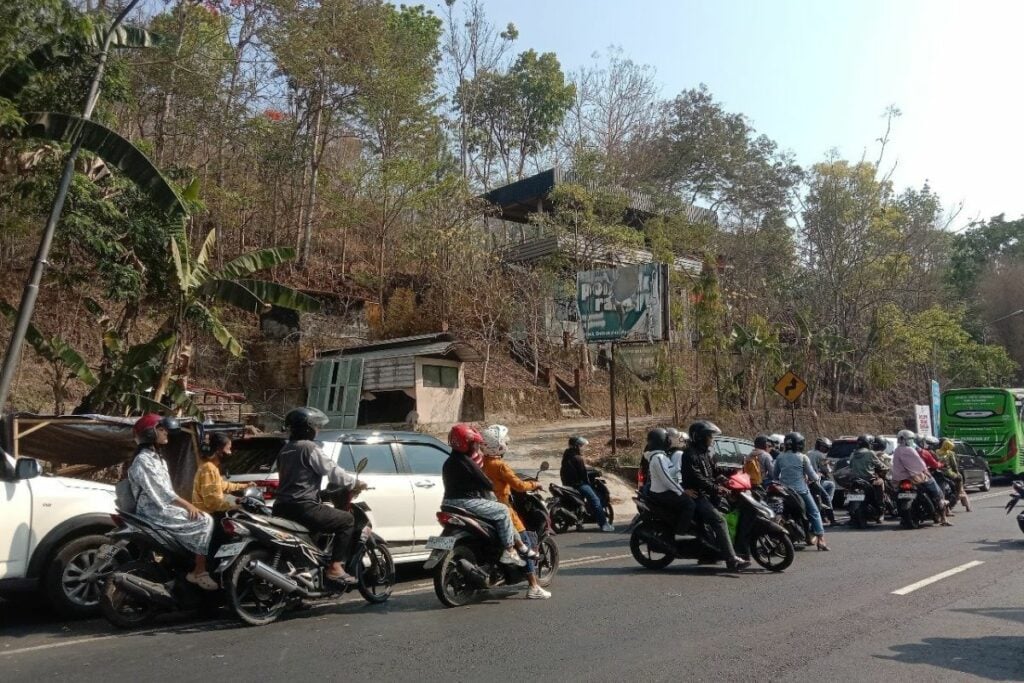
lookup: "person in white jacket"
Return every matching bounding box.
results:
[645,428,695,534]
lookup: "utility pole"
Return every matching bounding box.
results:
[609,343,617,455]
[0,0,143,413]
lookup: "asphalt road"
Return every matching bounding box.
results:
[3,487,1024,682]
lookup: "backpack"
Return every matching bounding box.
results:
[115,477,137,513]
[743,452,763,486]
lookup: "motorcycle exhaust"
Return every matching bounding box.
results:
[456,558,491,589]
[112,572,178,609]
[636,527,676,555]
[247,559,303,595]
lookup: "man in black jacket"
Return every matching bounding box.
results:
[560,436,614,532]
[680,421,749,571]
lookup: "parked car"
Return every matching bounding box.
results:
[1,453,117,616]
[712,436,756,472]
[226,430,452,565]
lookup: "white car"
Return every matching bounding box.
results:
[1,453,117,615]
[227,430,450,564]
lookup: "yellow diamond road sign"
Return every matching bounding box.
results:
[774,371,807,404]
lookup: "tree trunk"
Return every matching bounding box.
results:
[298,87,325,269]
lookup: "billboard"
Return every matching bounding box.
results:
[577,264,669,343]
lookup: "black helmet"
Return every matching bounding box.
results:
[285,406,329,440]
[871,436,887,451]
[753,434,769,449]
[688,420,722,447]
[784,432,805,452]
[815,437,832,452]
[568,435,589,449]
[856,434,873,449]
[646,428,670,453]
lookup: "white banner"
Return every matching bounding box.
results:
[915,404,934,437]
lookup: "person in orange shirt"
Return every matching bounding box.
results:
[192,433,249,514]
[480,424,551,600]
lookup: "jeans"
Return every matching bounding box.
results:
[649,490,695,534]
[922,478,945,510]
[520,531,537,575]
[443,497,517,547]
[795,489,825,536]
[818,480,836,505]
[694,497,736,561]
[274,501,356,563]
[576,484,608,526]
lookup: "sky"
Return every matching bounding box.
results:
[443,0,1024,228]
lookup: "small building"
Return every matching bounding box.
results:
[309,333,482,429]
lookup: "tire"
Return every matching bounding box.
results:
[535,536,559,588]
[226,548,291,626]
[850,503,867,530]
[899,506,916,529]
[750,529,795,572]
[603,505,615,525]
[550,506,572,535]
[355,544,395,605]
[629,522,674,570]
[45,534,113,617]
[980,471,991,492]
[433,543,480,608]
[99,560,164,629]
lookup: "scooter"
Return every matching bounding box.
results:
[896,478,938,529]
[846,465,892,529]
[426,462,560,608]
[629,472,795,572]
[547,468,614,533]
[762,482,812,547]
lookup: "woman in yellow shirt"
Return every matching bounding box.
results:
[480,424,551,600]
[192,433,249,513]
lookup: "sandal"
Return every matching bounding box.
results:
[186,571,219,591]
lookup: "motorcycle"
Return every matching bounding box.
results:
[1004,481,1024,534]
[426,462,559,608]
[219,458,395,626]
[629,472,795,572]
[547,467,614,533]
[762,482,812,547]
[845,465,893,529]
[931,468,959,512]
[896,478,938,529]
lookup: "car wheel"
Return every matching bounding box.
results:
[45,534,113,617]
[979,470,991,492]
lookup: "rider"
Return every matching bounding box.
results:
[745,435,775,487]
[128,414,216,590]
[442,423,536,565]
[561,435,615,532]
[767,434,785,460]
[807,438,836,514]
[273,407,367,585]
[848,434,886,513]
[192,432,249,513]
[773,432,829,550]
[479,424,551,600]
[679,421,749,571]
[892,429,951,526]
[936,438,972,512]
[645,428,695,534]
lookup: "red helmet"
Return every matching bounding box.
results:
[133,413,180,445]
[448,423,483,453]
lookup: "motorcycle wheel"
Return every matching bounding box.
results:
[550,506,573,534]
[603,505,616,525]
[433,543,480,608]
[850,503,868,530]
[355,545,395,604]
[226,548,291,626]
[629,523,674,569]
[535,536,560,588]
[899,505,922,529]
[99,560,164,629]
[750,530,795,572]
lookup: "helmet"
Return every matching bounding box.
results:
[284,406,329,440]
[568,435,589,449]
[753,434,769,449]
[784,432,805,452]
[940,438,955,451]
[815,437,832,452]
[924,436,940,449]
[646,428,670,453]
[133,413,180,445]
[688,420,722,447]
[871,436,887,451]
[856,434,873,449]
[480,424,510,457]
[768,434,785,448]
[666,427,688,450]
[897,429,917,447]
[449,423,484,453]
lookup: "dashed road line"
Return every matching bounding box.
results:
[891,560,984,596]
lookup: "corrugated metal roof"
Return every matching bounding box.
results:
[341,341,483,363]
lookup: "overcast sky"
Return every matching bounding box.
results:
[452,0,1024,228]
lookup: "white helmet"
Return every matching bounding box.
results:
[480,424,510,457]
[897,429,917,447]
[768,434,785,447]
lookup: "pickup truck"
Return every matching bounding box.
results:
[1,453,117,616]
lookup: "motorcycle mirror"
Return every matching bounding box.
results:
[356,457,368,474]
[539,461,550,471]
[242,486,262,498]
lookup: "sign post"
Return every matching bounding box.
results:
[915,404,934,437]
[773,370,808,431]
[609,343,617,455]
[931,380,941,437]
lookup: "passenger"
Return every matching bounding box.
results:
[646,428,695,535]
[745,435,775,488]
[192,433,249,513]
[892,430,951,526]
[936,439,972,512]
[773,432,829,551]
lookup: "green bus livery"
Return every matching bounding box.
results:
[940,388,1024,476]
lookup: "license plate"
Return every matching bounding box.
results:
[214,541,248,558]
[846,494,865,502]
[425,536,456,551]
[898,492,917,500]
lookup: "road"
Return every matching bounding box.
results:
[3,488,1023,682]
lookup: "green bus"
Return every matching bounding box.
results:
[941,388,1024,476]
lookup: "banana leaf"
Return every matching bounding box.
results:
[201,278,321,313]
[216,247,297,279]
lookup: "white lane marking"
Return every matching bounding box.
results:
[971,491,1008,501]
[891,560,984,596]
[0,552,634,658]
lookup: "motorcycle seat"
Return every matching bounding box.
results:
[264,516,310,534]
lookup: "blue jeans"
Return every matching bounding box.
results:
[797,489,825,536]
[520,531,537,574]
[820,480,836,505]
[443,497,517,547]
[576,484,608,526]
[922,478,945,510]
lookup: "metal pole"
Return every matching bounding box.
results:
[609,343,617,455]
[0,0,142,413]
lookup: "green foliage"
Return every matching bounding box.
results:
[948,215,1024,299]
